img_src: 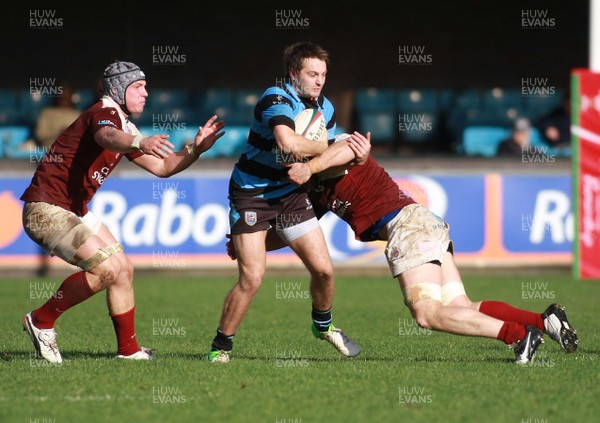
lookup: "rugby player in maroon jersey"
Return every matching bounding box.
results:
[21,61,224,363]
[229,132,578,364]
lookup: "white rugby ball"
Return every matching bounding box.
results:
[294,108,328,142]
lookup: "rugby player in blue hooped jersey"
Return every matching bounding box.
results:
[207,41,364,363]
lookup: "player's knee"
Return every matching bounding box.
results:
[238,280,261,297]
[118,257,134,284]
[415,318,433,330]
[90,257,122,289]
[410,305,436,330]
[238,270,264,295]
[309,263,334,283]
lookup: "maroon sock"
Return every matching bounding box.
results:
[497,321,527,345]
[480,301,545,332]
[110,307,141,356]
[32,271,95,329]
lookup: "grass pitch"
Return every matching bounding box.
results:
[1,268,599,422]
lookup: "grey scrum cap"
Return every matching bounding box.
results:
[102,61,145,110]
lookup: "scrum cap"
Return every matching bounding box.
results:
[102,61,145,110]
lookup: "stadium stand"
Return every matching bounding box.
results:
[461,126,511,157]
[354,88,398,145]
[0,126,34,159]
[0,86,569,159]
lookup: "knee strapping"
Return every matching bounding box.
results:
[77,243,123,271]
[402,283,442,306]
[441,281,467,305]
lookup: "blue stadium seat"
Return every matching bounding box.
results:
[138,123,186,151]
[481,87,523,112]
[131,106,197,128]
[354,88,397,144]
[523,89,565,121]
[396,89,439,113]
[0,126,36,159]
[0,89,18,110]
[461,126,511,157]
[18,89,54,126]
[135,126,159,144]
[72,88,98,110]
[146,89,191,112]
[437,89,455,113]
[449,105,527,140]
[0,110,26,126]
[399,111,439,145]
[166,124,248,159]
[357,111,397,144]
[233,89,263,126]
[453,89,482,112]
[194,88,235,122]
[208,125,249,158]
[354,88,396,113]
[529,127,546,147]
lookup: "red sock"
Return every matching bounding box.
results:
[496,321,527,344]
[32,271,95,329]
[480,301,544,331]
[110,307,140,356]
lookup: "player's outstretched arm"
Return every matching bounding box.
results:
[131,116,225,178]
[287,131,371,185]
[95,126,175,158]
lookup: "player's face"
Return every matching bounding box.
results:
[292,58,327,99]
[125,80,148,114]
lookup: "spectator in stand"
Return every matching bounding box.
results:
[496,118,532,157]
[34,83,82,148]
[536,95,571,148]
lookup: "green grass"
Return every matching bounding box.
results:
[1,269,599,423]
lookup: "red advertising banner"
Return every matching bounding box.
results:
[571,69,600,279]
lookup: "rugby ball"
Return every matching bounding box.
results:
[294,108,328,142]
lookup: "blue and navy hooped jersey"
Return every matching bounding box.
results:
[229,82,336,200]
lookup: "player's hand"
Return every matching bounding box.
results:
[225,234,237,260]
[193,115,226,154]
[347,131,371,165]
[287,162,312,185]
[140,134,175,159]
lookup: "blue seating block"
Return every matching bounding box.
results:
[354,88,396,113]
[461,126,511,157]
[0,126,35,159]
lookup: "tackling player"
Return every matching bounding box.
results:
[240,132,578,364]
[21,61,225,363]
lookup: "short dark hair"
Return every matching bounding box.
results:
[283,41,330,78]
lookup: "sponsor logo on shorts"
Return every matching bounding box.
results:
[245,211,257,226]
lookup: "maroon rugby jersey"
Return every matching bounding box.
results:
[310,155,415,239]
[21,99,143,216]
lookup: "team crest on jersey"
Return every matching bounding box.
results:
[245,211,257,226]
[305,198,313,210]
